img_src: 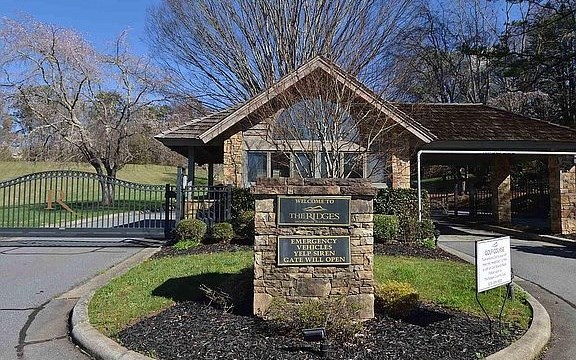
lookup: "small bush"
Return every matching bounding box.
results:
[419,237,437,250]
[231,187,255,218]
[208,222,235,243]
[265,297,362,340]
[172,239,199,250]
[375,280,419,318]
[374,188,433,242]
[418,219,437,249]
[232,210,255,240]
[175,218,207,242]
[374,214,399,243]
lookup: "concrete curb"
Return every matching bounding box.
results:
[440,244,551,360]
[70,248,159,360]
[73,243,550,360]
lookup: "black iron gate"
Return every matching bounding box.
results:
[0,170,231,238]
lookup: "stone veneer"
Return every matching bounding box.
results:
[491,155,512,224]
[251,177,377,321]
[549,156,576,234]
[223,132,244,185]
[390,151,410,189]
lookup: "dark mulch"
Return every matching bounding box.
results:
[118,300,523,360]
[122,242,524,359]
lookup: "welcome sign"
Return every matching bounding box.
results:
[277,196,350,226]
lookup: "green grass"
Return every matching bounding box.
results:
[89,251,531,338]
[0,160,209,184]
[0,161,181,184]
[374,255,531,328]
[89,251,253,336]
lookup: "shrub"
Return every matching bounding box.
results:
[375,280,419,318]
[208,222,235,243]
[173,239,200,250]
[418,219,437,248]
[232,210,255,240]
[175,218,207,243]
[374,188,432,242]
[231,187,254,218]
[374,214,399,243]
[265,297,362,341]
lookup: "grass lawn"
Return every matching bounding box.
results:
[89,251,531,338]
[374,255,530,328]
[0,160,208,184]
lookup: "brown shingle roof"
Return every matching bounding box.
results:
[155,107,238,140]
[392,103,576,143]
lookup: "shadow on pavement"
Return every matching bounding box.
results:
[0,238,165,248]
[512,244,576,260]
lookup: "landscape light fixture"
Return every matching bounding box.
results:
[302,327,329,357]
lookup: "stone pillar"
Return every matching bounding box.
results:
[252,178,377,321]
[223,131,244,186]
[491,155,512,224]
[390,151,410,189]
[549,156,576,234]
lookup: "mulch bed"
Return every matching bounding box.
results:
[121,243,524,359]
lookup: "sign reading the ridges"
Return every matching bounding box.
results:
[277,196,350,226]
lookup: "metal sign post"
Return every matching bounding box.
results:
[474,236,513,335]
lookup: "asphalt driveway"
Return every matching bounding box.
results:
[438,222,576,360]
[0,237,160,359]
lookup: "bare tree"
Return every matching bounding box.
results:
[147,0,419,108]
[0,17,165,204]
[238,65,411,182]
[393,0,502,103]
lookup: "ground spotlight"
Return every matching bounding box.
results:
[302,327,329,357]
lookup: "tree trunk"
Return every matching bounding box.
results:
[90,160,117,207]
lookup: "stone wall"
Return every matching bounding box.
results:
[251,178,377,321]
[549,156,576,234]
[223,131,244,186]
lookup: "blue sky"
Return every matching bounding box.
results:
[0,0,158,55]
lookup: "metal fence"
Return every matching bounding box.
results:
[0,170,232,238]
[426,178,549,220]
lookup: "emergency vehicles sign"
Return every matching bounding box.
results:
[475,236,512,293]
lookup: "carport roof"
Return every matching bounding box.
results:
[392,103,576,143]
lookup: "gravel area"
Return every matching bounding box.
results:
[120,242,524,359]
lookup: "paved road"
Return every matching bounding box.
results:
[0,237,159,360]
[438,223,576,360]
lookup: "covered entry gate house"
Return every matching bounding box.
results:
[155,56,576,235]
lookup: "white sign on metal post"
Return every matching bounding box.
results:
[475,236,512,293]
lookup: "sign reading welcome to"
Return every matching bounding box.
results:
[475,236,512,293]
[277,236,351,266]
[277,196,350,226]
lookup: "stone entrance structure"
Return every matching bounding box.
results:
[252,178,377,320]
[155,56,576,234]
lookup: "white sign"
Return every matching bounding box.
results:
[476,236,512,293]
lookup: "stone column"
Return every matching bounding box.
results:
[223,131,244,186]
[549,156,576,234]
[491,155,512,224]
[252,178,377,321]
[390,150,410,189]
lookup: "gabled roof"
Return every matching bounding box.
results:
[156,56,576,151]
[155,107,238,140]
[155,56,436,145]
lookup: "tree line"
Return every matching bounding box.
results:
[0,0,574,181]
